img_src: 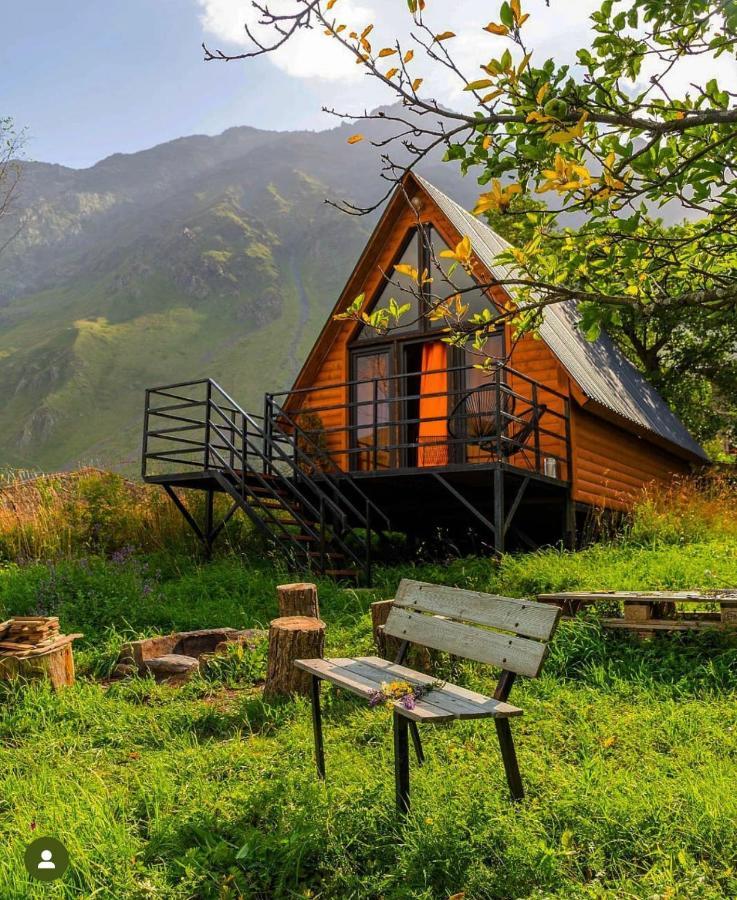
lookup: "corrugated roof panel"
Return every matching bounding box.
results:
[415,174,708,460]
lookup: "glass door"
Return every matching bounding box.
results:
[350,349,392,471]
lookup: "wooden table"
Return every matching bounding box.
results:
[536,590,737,633]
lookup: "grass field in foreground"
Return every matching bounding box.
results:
[1,540,737,899]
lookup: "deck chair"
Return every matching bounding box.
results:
[501,403,548,465]
[447,381,516,454]
[296,579,561,812]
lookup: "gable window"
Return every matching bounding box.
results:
[353,225,503,350]
[355,231,422,341]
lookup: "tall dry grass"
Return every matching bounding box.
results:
[0,468,252,561]
[625,472,737,546]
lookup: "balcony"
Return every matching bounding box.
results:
[267,361,571,484]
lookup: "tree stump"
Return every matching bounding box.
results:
[264,616,325,699]
[370,599,433,673]
[277,583,320,619]
[0,639,77,690]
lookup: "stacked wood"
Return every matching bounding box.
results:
[276,583,320,619]
[264,616,325,699]
[0,616,61,651]
[0,617,82,689]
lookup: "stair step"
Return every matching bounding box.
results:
[307,550,345,559]
[323,569,360,578]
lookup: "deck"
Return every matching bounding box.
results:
[141,369,575,581]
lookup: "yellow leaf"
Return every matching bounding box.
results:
[403,49,414,63]
[360,37,371,52]
[361,24,374,38]
[385,67,399,79]
[327,0,338,8]
[518,12,530,25]
[412,77,423,91]
[536,83,549,104]
[347,134,364,144]
[482,135,493,150]
[481,89,503,102]
[483,22,509,35]
[517,52,532,75]
[511,0,521,23]
[601,735,617,749]
[434,31,456,41]
[378,47,397,57]
[394,263,419,281]
[464,78,494,92]
[335,24,346,32]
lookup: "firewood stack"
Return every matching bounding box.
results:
[0,617,82,689]
[0,616,61,652]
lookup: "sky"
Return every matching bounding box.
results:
[5,0,736,169]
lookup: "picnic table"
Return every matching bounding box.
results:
[536,590,737,633]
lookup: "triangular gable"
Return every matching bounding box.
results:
[290,172,707,462]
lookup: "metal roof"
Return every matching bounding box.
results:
[416,174,708,460]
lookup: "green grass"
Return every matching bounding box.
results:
[2,541,737,898]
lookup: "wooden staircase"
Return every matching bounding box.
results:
[142,379,390,583]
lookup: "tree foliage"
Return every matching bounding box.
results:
[205,1,737,441]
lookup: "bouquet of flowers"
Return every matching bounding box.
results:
[368,679,444,711]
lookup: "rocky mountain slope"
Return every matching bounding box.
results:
[0,113,477,471]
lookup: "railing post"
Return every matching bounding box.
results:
[319,496,326,574]
[564,397,572,482]
[141,389,151,480]
[495,365,503,461]
[532,382,541,473]
[365,498,372,587]
[228,408,236,471]
[203,380,213,471]
[264,393,273,477]
[373,376,379,471]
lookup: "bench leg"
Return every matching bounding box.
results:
[310,675,326,780]
[495,718,524,802]
[409,721,425,765]
[393,711,410,813]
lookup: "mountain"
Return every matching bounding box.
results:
[0,110,479,472]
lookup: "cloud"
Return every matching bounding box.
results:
[197,1,736,105]
[198,0,376,81]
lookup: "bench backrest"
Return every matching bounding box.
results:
[384,579,561,678]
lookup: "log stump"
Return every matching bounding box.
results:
[0,639,77,690]
[264,616,325,699]
[370,599,433,673]
[277,583,320,619]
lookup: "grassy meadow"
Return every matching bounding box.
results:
[1,471,737,898]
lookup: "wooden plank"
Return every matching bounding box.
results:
[357,656,522,718]
[602,618,729,632]
[395,579,560,641]
[343,658,485,720]
[538,591,709,604]
[384,607,548,678]
[295,657,446,721]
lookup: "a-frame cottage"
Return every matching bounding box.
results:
[142,173,708,583]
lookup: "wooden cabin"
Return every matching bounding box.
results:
[142,173,708,582]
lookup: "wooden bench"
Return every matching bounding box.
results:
[296,578,561,812]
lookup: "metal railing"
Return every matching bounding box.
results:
[142,378,386,580]
[266,361,572,482]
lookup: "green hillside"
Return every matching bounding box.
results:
[0,115,479,472]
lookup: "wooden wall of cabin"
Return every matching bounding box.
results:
[570,404,692,510]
